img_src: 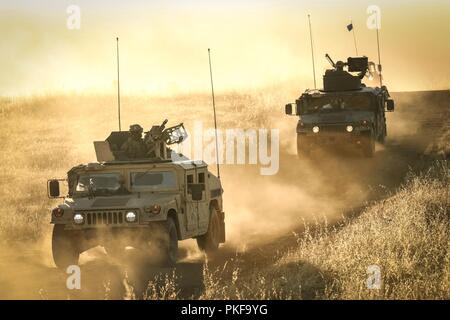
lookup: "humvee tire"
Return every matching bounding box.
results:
[362,134,375,157]
[52,224,80,269]
[297,135,310,158]
[197,207,221,254]
[377,122,386,144]
[159,217,178,266]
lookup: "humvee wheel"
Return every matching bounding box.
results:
[297,147,311,159]
[197,207,221,254]
[362,135,375,157]
[378,126,387,144]
[159,217,178,266]
[296,136,310,158]
[52,224,80,269]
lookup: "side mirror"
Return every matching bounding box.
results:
[286,102,302,115]
[188,183,205,201]
[386,99,395,112]
[48,179,61,198]
[285,103,293,115]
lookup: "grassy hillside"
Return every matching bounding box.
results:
[197,161,449,299]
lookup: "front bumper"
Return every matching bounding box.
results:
[52,208,163,230]
[297,125,371,147]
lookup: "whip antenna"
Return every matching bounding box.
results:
[116,37,122,131]
[307,14,317,89]
[376,26,382,86]
[208,48,220,180]
[350,20,359,56]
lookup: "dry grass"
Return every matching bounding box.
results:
[196,162,449,299]
[0,96,72,241]
[143,271,179,300]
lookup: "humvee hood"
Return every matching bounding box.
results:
[302,110,374,124]
[66,193,177,211]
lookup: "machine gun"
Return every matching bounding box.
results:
[143,120,188,159]
[144,119,188,145]
[325,54,369,79]
[144,119,168,143]
[322,54,372,91]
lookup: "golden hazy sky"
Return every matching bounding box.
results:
[1,0,449,95]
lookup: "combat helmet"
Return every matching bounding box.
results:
[129,124,143,135]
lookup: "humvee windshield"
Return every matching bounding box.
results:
[130,171,176,191]
[300,94,374,114]
[74,172,127,197]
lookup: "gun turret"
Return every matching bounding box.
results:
[144,119,168,142]
[144,120,187,146]
[96,120,189,162]
[143,120,188,160]
[323,54,371,91]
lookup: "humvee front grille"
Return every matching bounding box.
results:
[319,124,347,132]
[82,211,126,226]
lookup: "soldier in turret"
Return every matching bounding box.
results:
[144,119,169,159]
[121,124,147,159]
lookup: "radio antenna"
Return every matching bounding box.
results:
[208,48,220,180]
[350,20,359,56]
[376,26,382,87]
[307,14,317,89]
[116,37,122,131]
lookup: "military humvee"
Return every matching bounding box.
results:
[285,55,395,157]
[47,121,225,269]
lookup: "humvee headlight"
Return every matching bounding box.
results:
[346,125,354,133]
[73,213,84,225]
[52,207,64,218]
[125,211,137,222]
[312,126,320,133]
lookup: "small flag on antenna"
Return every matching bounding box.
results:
[347,23,353,31]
